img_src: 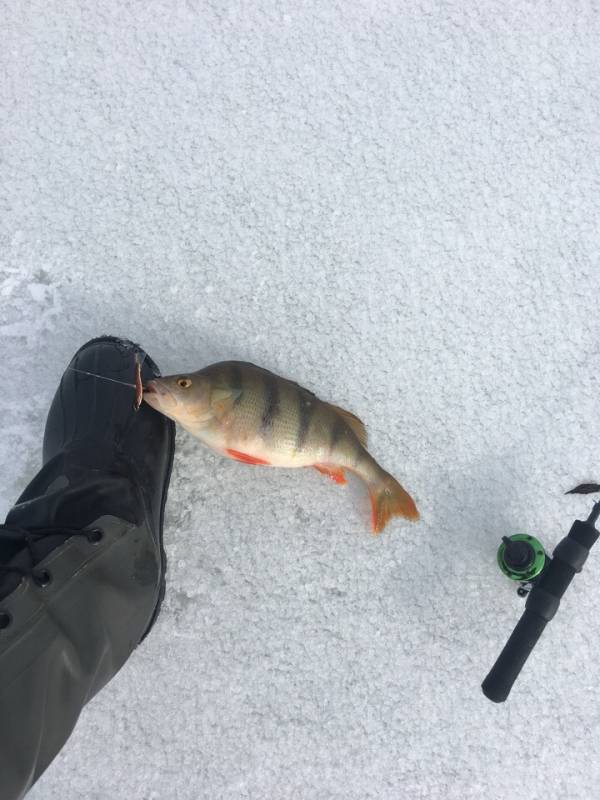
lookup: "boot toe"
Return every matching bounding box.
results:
[43,336,163,463]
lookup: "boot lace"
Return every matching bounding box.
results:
[0,524,104,586]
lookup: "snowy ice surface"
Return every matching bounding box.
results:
[2,2,600,799]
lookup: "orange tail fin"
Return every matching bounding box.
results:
[368,472,419,533]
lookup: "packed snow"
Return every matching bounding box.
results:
[2,2,600,798]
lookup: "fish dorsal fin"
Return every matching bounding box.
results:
[211,386,242,418]
[327,403,368,447]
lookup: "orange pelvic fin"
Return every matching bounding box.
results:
[226,449,270,465]
[314,464,347,484]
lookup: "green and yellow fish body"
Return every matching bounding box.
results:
[144,361,418,532]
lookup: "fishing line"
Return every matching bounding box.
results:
[67,367,137,388]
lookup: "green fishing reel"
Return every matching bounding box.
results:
[497,534,548,597]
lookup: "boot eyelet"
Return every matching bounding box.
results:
[33,569,52,588]
[0,611,12,629]
[87,528,104,545]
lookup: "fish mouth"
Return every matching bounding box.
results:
[144,379,169,397]
[143,379,176,407]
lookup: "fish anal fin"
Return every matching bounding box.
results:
[314,464,347,484]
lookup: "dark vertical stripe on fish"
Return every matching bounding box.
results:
[329,415,347,451]
[229,363,243,404]
[261,373,280,433]
[352,445,369,468]
[295,389,314,452]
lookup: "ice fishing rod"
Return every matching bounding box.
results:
[482,498,600,703]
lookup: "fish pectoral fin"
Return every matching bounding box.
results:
[314,464,347,484]
[210,386,242,418]
[326,403,367,447]
[226,448,270,465]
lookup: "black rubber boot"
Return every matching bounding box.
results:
[0,336,175,800]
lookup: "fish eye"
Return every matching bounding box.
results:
[177,378,192,389]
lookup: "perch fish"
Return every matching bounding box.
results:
[144,361,419,533]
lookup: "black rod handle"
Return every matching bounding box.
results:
[482,511,600,703]
[482,609,548,702]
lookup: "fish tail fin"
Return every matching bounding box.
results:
[367,471,419,533]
